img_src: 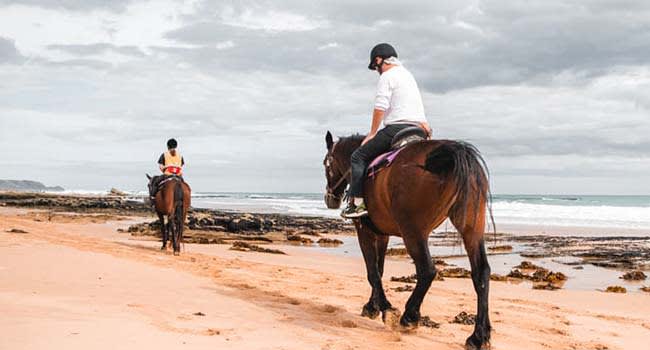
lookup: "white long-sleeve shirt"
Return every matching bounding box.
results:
[374,65,427,125]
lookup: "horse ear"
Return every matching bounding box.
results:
[325,131,333,151]
[146,173,152,180]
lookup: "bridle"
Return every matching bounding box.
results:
[325,167,350,201]
[324,147,351,202]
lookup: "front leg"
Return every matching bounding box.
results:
[355,221,395,322]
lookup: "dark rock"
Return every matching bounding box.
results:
[7,228,28,233]
[392,285,414,292]
[317,238,343,246]
[229,241,286,255]
[604,285,626,293]
[620,271,647,281]
[420,316,440,328]
[451,311,476,325]
[390,274,417,284]
[533,282,561,290]
[515,260,543,270]
[439,267,471,278]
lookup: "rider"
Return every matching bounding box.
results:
[149,138,185,203]
[158,138,185,176]
[341,43,431,218]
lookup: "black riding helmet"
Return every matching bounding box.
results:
[167,138,178,149]
[368,43,398,70]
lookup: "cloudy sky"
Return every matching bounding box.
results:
[1,0,649,194]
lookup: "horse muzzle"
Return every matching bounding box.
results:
[324,192,342,209]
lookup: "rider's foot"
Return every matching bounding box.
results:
[341,202,368,218]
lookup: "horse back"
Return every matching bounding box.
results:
[363,140,460,236]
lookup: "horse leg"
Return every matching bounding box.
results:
[169,215,178,256]
[376,234,389,278]
[400,233,437,329]
[356,223,394,322]
[159,214,167,250]
[174,212,182,254]
[461,235,491,349]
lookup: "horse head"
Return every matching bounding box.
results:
[322,131,363,209]
[146,173,156,199]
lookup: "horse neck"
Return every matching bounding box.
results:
[335,137,363,169]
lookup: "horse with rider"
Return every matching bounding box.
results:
[323,43,493,350]
[147,138,191,255]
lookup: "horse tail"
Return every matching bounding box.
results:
[424,141,495,234]
[173,180,184,239]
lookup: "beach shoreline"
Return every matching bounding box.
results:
[1,193,650,349]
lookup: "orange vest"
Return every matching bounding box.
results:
[163,151,183,175]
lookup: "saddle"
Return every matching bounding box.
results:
[367,126,428,178]
[149,175,183,201]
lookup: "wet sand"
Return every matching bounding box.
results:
[2,207,650,350]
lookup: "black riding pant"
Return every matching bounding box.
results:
[349,123,412,198]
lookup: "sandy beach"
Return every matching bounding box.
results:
[1,203,649,350]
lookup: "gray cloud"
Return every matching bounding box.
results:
[0,36,24,63]
[0,0,134,12]
[47,43,145,57]
[1,0,649,194]
[163,1,650,92]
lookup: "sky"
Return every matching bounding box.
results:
[1,0,649,194]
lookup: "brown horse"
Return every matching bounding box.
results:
[146,175,191,255]
[323,131,493,350]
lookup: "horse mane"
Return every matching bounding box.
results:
[334,134,365,157]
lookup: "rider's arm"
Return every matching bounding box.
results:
[363,109,384,145]
[364,74,391,145]
[158,154,166,173]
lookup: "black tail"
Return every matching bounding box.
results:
[424,141,495,233]
[173,181,184,245]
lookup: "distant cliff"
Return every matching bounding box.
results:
[0,180,64,192]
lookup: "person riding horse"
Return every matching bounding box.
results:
[342,43,431,218]
[158,138,185,177]
[149,138,185,201]
[147,138,191,255]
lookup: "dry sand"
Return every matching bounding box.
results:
[1,207,649,350]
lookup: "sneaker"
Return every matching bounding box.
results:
[341,202,368,218]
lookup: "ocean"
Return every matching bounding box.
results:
[189,192,650,232]
[59,189,650,233]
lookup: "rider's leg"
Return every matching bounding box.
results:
[344,125,404,217]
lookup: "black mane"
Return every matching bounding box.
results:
[333,134,365,159]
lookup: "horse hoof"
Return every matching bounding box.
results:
[173,251,180,256]
[361,304,380,320]
[465,335,491,350]
[399,318,419,331]
[381,308,401,330]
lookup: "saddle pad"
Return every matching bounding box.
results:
[368,148,403,178]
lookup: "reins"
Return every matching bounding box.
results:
[325,167,350,200]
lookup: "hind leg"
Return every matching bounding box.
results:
[356,222,394,321]
[174,213,183,254]
[463,237,491,349]
[400,233,437,329]
[452,212,491,349]
[159,214,168,250]
[169,216,178,256]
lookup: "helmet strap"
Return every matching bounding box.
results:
[376,57,385,74]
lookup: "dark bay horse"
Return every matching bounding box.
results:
[323,131,493,350]
[146,175,191,255]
